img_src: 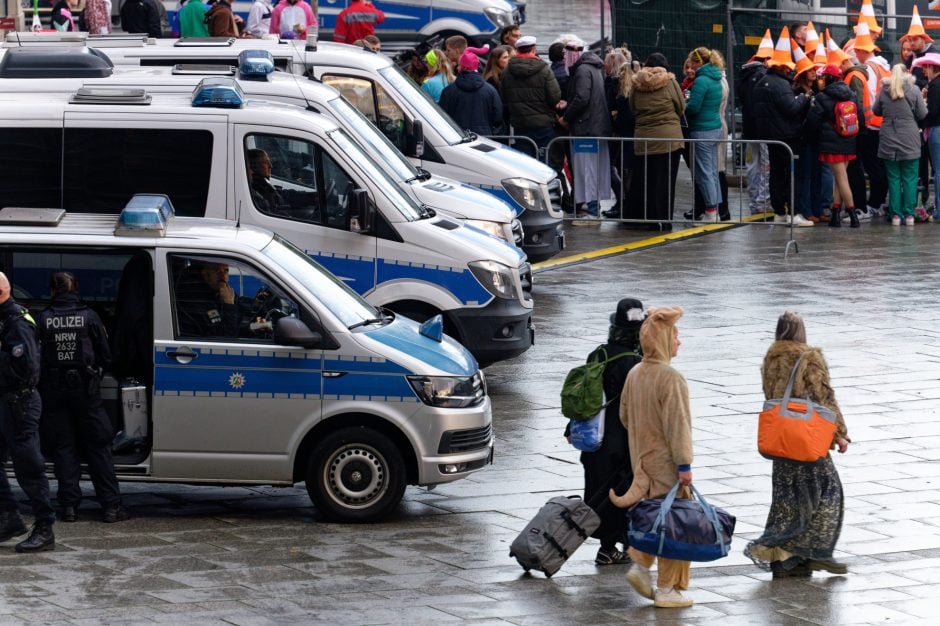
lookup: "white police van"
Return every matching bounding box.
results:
[0,49,534,367]
[2,34,566,262]
[0,197,493,521]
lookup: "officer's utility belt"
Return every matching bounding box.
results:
[45,367,94,387]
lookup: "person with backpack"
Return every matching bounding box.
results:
[562,299,645,566]
[873,64,927,226]
[804,64,860,227]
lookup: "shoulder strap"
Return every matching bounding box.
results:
[781,354,804,402]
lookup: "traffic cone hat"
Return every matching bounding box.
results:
[755,28,774,59]
[803,20,820,56]
[854,21,881,52]
[768,26,796,70]
[793,42,815,78]
[827,29,852,65]
[855,0,883,34]
[901,4,934,43]
[813,40,828,66]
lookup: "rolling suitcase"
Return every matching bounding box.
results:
[509,495,601,577]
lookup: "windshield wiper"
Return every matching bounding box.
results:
[404,169,433,185]
[348,308,394,330]
[460,129,478,144]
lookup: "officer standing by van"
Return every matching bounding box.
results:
[0,271,56,553]
[38,272,127,524]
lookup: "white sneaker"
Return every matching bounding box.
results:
[844,208,870,222]
[625,564,654,599]
[700,210,718,222]
[891,215,901,226]
[773,214,791,223]
[867,205,885,217]
[905,215,916,226]
[654,587,694,608]
[792,214,815,227]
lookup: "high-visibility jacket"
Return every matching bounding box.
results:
[865,61,890,129]
[844,67,881,129]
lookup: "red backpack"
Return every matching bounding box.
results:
[833,100,859,137]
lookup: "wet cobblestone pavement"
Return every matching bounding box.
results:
[3,218,940,624]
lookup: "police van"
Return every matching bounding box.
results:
[2,34,565,263]
[0,50,534,367]
[0,197,494,522]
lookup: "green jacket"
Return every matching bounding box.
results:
[685,63,723,132]
[179,0,209,37]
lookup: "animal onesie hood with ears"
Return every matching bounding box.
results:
[610,306,692,509]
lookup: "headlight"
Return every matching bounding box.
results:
[408,371,485,408]
[484,7,513,28]
[502,178,550,213]
[465,219,509,241]
[468,260,516,300]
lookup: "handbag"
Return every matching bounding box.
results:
[627,483,735,562]
[758,354,837,463]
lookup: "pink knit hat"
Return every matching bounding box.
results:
[459,45,490,71]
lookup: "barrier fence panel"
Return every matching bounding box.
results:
[541,135,800,254]
[483,134,541,160]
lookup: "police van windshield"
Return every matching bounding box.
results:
[328,95,417,181]
[327,129,423,220]
[262,235,379,327]
[378,65,464,146]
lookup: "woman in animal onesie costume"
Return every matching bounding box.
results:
[610,306,695,608]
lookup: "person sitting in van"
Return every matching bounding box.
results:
[175,261,239,338]
[334,0,385,45]
[247,149,287,212]
[269,0,315,39]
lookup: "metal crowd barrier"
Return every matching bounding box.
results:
[484,134,541,159]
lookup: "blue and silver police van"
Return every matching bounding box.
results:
[0,197,494,522]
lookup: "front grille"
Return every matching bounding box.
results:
[547,178,562,215]
[438,423,493,454]
[519,262,532,302]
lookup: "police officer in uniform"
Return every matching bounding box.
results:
[38,272,127,524]
[175,260,239,338]
[0,271,55,553]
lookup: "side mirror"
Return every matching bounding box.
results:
[349,189,374,234]
[407,119,424,158]
[274,317,322,349]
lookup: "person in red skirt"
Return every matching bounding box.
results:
[804,64,860,227]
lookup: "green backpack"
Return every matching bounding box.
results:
[560,347,636,421]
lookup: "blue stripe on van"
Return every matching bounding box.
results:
[376,257,491,306]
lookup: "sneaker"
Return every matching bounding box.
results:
[625,563,654,599]
[653,587,694,608]
[867,205,884,218]
[102,505,129,524]
[843,208,869,223]
[14,523,54,553]
[905,215,916,226]
[892,215,901,226]
[792,214,815,227]
[773,214,791,224]
[0,509,28,543]
[807,558,848,575]
[700,209,718,222]
[595,547,629,565]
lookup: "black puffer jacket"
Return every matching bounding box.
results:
[804,81,858,155]
[750,68,809,140]
[563,51,612,137]
[500,56,562,130]
[924,75,940,128]
[736,60,767,139]
[439,71,503,135]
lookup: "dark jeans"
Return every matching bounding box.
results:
[42,385,121,509]
[768,141,801,215]
[0,390,55,524]
[859,128,887,209]
[627,149,682,223]
[514,126,555,161]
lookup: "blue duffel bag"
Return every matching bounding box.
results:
[627,483,735,562]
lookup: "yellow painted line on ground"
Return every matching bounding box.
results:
[532,213,774,273]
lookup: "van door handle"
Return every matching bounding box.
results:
[167,348,198,364]
[322,371,347,378]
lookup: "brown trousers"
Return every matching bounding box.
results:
[627,547,691,591]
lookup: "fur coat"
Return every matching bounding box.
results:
[761,340,849,443]
[611,307,692,508]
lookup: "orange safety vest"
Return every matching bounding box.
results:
[844,68,881,129]
[866,61,890,130]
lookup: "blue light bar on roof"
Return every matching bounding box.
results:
[192,76,245,108]
[238,49,275,79]
[115,194,174,237]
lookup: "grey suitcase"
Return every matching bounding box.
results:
[509,495,601,577]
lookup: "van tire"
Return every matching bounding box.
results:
[306,427,406,522]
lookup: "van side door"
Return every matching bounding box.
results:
[152,249,324,483]
[234,126,378,295]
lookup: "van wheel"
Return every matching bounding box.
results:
[306,427,406,523]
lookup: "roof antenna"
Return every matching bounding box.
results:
[236,199,242,228]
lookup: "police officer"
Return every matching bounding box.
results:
[175,260,239,338]
[0,271,55,553]
[38,272,127,524]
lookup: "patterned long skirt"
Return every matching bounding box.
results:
[745,454,844,571]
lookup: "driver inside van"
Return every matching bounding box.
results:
[175,260,239,338]
[247,148,286,212]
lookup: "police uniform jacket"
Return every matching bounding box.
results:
[37,293,110,378]
[0,298,40,393]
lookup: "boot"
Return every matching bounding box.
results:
[828,208,842,228]
[0,509,28,543]
[847,207,860,228]
[14,522,54,553]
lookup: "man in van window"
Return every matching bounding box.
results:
[175,261,239,338]
[248,149,286,212]
[333,0,384,45]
